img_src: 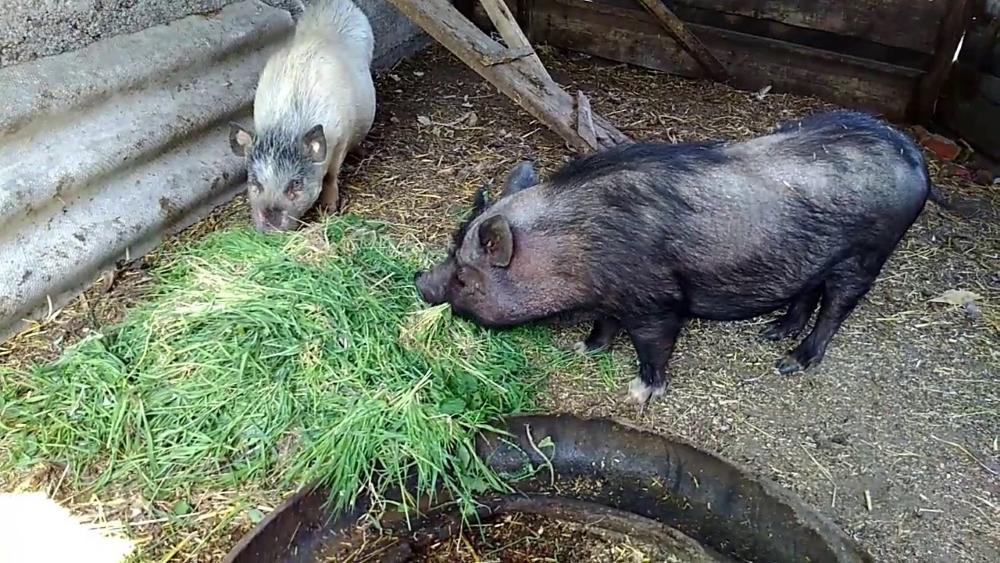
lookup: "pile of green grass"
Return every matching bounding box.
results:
[0,217,576,520]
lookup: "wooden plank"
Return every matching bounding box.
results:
[470,0,520,32]
[671,0,949,55]
[478,0,927,68]
[938,58,1000,159]
[575,91,598,148]
[915,0,974,122]
[532,0,921,119]
[633,0,728,81]
[384,0,629,152]
[481,0,531,49]
[479,0,551,81]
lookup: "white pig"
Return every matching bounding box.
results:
[230,0,376,231]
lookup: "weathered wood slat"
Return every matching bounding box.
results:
[938,63,1000,159]
[531,0,921,119]
[476,0,932,70]
[670,0,949,55]
[633,0,728,81]
[575,91,598,148]
[937,13,1000,159]
[480,0,551,80]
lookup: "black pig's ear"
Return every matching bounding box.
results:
[501,161,538,197]
[473,184,490,214]
[478,215,513,267]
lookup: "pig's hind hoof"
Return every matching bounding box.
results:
[760,323,796,342]
[627,377,665,405]
[761,321,800,342]
[571,340,606,356]
[776,355,805,376]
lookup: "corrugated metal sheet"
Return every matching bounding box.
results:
[0,0,426,338]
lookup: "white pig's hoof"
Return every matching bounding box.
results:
[572,341,588,355]
[627,377,664,404]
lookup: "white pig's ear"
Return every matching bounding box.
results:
[501,161,538,197]
[478,215,513,267]
[301,124,327,163]
[229,122,254,157]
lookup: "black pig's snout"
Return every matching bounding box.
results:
[414,270,439,305]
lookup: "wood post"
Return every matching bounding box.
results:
[385,0,630,152]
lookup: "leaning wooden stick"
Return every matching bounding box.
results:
[634,0,729,82]
[386,0,629,152]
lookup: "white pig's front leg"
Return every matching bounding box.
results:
[319,145,349,212]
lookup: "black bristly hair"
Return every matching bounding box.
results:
[449,184,492,253]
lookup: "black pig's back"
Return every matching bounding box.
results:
[522,111,930,320]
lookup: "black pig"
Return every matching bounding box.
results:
[415,111,936,403]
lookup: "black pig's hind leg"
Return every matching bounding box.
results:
[762,288,822,341]
[777,254,884,375]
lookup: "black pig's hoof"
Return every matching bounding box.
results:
[761,320,800,342]
[572,340,608,356]
[627,377,665,405]
[776,354,807,375]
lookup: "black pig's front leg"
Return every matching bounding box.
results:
[624,314,684,404]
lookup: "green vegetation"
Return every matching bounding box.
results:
[0,217,584,531]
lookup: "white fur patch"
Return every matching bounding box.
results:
[0,492,134,563]
[627,377,665,404]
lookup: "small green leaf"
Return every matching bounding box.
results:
[467,477,491,494]
[172,500,191,516]
[456,445,470,468]
[248,508,266,524]
[439,398,466,414]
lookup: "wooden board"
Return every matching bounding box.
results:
[475,1,936,68]
[529,0,921,119]
[937,17,1000,159]
[670,0,951,55]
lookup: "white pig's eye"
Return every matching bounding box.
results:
[285,180,302,200]
[249,182,263,195]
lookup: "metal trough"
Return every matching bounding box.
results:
[224,414,872,562]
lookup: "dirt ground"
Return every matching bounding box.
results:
[413,513,683,563]
[2,45,998,562]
